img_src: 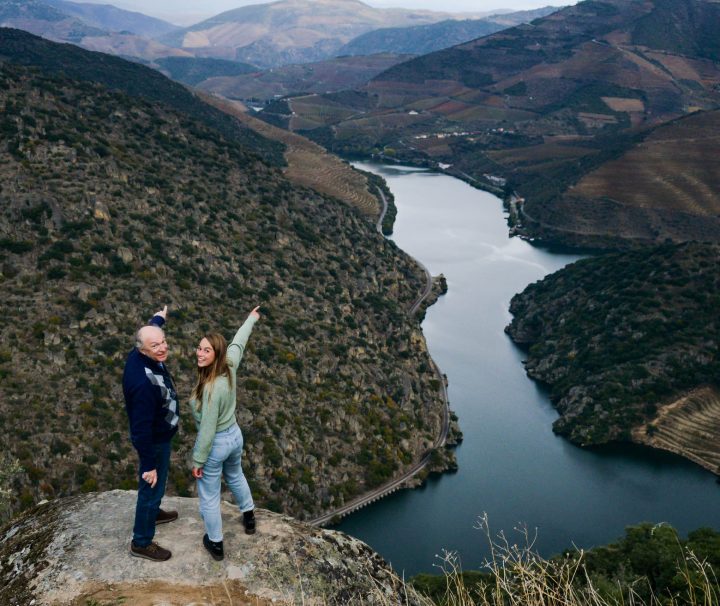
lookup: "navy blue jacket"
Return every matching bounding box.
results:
[122,316,179,473]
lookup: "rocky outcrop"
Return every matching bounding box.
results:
[505,242,720,454]
[1,490,423,605]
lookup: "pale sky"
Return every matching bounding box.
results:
[111,0,573,26]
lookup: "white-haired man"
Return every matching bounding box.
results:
[123,305,179,561]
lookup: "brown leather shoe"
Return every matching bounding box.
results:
[155,508,178,525]
[130,541,171,561]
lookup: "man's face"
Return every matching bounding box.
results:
[139,326,169,363]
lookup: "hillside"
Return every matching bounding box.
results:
[505,242,720,464]
[283,0,720,249]
[156,55,258,87]
[44,0,179,38]
[0,27,283,166]
[336,7,560,57]
[158,0,485,68]
[197,53,412,103]
[0,33,454,520]
[337,19,506,57]
[0,0,185,60]
[200,94,383,217]
[518,109,720,248]
[0,0,105,42]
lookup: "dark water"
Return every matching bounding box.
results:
[340,162,720,576]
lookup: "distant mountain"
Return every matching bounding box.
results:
[337,6,560,57]
[0,0,185,59]
[43,0,178,38]
[284,0,720,249]
[337,19,506,57]
[196,53,413,102]
[0,0,105,42]
[158,0,488,68]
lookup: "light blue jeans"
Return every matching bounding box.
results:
[196,424,254,542]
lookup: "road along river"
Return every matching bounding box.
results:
[337,162,720,577]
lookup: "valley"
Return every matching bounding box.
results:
[2,0,720,591]
[275,0,720,249]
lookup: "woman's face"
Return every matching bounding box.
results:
[196,338,216,368]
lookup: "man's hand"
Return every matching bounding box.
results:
[155,305,168,320]
[142,469,158,488]
[250,305,261,320]
[192,467,203,479]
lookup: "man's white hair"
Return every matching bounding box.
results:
[135,325,164,350]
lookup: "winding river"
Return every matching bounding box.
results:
[340,162,720,577]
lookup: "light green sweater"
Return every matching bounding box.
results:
[191,314,257,467]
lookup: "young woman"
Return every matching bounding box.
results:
[191,306,260,561]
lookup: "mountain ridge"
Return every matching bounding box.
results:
[44,0,179,38]
[336,6,561,57]
[158,0,490,68]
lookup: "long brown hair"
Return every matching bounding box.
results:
[192,333,232,408]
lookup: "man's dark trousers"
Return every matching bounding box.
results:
[132,441,171,547]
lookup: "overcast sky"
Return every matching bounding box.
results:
[110,0,573,26]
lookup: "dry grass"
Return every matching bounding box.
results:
[415,514,720,606]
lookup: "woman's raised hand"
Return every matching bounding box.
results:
[155,305,168,319]
[250,305,261,320]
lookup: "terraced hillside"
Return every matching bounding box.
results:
[201,95,380,217]
[0,32,454,520]
[633,387,720,474]
[517,109,720,248]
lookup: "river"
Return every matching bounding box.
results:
[340,162,720,577]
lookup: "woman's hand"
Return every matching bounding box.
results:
[155,305,168,320]
[250,305,261,320]
[192,467,203,479]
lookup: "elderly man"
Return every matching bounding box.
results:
[123,305,179,561]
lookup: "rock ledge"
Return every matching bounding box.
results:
[1,490,420,605]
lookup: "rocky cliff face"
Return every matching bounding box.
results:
[0,490,423,605]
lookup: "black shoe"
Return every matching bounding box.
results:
[242,509,256,535]
[203,534,224,561]
[130,540,171,561]
[155,508,178,525]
